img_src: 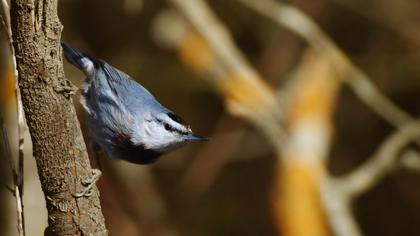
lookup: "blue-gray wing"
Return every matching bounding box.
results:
[98,61,165,113]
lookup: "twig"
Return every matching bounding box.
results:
[0,0,12,38]
[236,0,413,130]
[323,120,420,236]
[400,150,420,172]
[1,1,26,235]
[0,118,25,236]
[331,0,420,49]
[321,184,362,236]
[0,117,17,186]
[13,186,24,236]
[333,120,420,197]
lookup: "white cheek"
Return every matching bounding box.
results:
[138,122,182,151]
[139,122,166,149]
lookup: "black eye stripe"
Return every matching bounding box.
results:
[167,112,187,126]
[156,117,189,135]
[163,122,188,135]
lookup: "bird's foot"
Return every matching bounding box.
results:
[55,79,79,98]
[73,169,102,198]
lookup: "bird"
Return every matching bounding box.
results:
[61,43,207,196]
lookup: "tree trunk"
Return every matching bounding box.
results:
[10,0,107,235]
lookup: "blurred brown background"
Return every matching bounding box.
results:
[1,0,420,235]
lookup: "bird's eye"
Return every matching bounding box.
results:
[164,123,172,131]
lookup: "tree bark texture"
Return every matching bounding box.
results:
[10,0,107,235]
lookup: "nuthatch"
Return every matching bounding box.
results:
[62,43,206,164]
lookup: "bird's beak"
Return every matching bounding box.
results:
[185,133,208,142]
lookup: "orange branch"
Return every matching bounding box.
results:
[273,51,340,236]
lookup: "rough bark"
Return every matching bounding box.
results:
[10,0,107,235]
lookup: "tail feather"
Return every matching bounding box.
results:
[61,42,95,76]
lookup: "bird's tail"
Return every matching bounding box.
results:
[61,42,95,76]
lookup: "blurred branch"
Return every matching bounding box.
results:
[233,1,420,235]
[1,1,26,235]
[331,0,420,48]
[154,1,420,236]
[400,150,420,172]
[322,184,361,236]
[156,1,286,152]
[236,0,414,130]
[324,120,420,236]
[332,120,420,198]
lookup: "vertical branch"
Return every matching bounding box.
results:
[274,51,339,236]
[0,118,25,236]
[1,0,12,37]
[10,0,107,235]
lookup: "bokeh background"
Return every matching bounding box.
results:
[1,0,420,235]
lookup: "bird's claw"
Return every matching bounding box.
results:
[73,169,102,198]
[55,79,79,98]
